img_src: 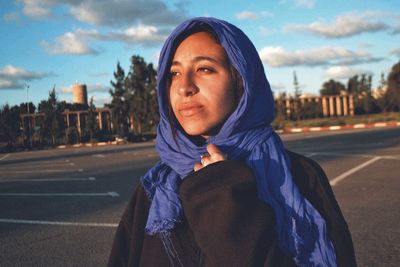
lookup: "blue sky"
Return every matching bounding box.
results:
[0,0,399,108]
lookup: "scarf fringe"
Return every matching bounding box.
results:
[160,231,184,267]
[145,218,181,235]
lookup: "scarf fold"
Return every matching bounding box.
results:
[140,17,337,267]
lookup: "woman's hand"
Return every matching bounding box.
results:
[194,144,226,171]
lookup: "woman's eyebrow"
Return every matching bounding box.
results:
[171,56,220,67]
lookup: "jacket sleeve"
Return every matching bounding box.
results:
[107,185,147,267]
[287,150,357,267]
[107,184,172,267]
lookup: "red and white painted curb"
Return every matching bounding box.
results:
[57,140,126,149]
[276,121,400,134]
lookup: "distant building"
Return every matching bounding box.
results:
[72,83,88,106]
[20,83,112,143]
[275,93,355,118]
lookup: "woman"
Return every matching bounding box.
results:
[108,17,356,267]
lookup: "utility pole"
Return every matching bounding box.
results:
[26,84,32,148]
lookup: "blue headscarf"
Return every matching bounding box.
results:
[141,17,337,266]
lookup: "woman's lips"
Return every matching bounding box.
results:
[177,103,204,117]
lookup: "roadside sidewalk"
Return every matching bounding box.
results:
[56,140,128,149]
[276,121,400,134]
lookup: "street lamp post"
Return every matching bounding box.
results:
[26,84,32,148]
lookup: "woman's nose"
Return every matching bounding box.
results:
[178,73,198,97]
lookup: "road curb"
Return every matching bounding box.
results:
[276,121,400,134]
[56,140,126,149]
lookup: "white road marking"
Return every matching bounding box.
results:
[0,218,118,228]
[0,177,96,183]
[380,147,400,151]
[3,161,74,167]
[0,154,10,161]
[305,152,317,158]
[330,156,381,186]
[302,151,400,160]
[0,191,120,197]
[0,169,84,174]
[92,154,105,158]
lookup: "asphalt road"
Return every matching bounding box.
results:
[0,127,399,266]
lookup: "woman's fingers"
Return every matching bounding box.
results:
[206,144,226,161]
[194,163,203,172]
[194,144,227,171]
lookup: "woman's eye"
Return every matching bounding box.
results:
[198,67,214,73]
[170,71,180,77]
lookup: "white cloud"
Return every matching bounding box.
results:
[390,48,400,56]
[109,24,167,46]
[295,0,315,9]
[357,42,374,49]
[279,0,314,9]
[0,65,52,89]
[41,31,99,55]
[325,66,373,80]
[18,0,187,27]
[60,85,72,94]
[258,46,382,67]
[271,83,286,91]
[91,95,111,108]
[42,24,167,55]
[60,83,108,94]
[75,28,106,40]
[87,83,108,92]
[236,11,259,20]
[0,79,24,89]
[3,12,20,22]
[391,17,400,34]
[284,11,389,38]
[21,0,53,19]
[236,11,273,20]
[259,26,273,36]
[91,72,110,77]
[0,65,48,80]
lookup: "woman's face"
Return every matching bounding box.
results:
[169,31,236,139]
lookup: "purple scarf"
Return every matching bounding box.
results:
[141,17,337,266]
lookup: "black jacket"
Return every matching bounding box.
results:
[108,151,356,267]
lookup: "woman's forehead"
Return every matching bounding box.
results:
[171,31,229,64]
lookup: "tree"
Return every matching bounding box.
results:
[0,104,21,149]
[109,56,159,140]
[346,74,378,114]
[290,71,302,120]
[19,102,36,114]
[347,74,372,95]
[109,62,129,137]
[18,102,36,146]
[293,71,301,98]
[125,55,159,135]
[144,63,159,132]
[382,61,400,112]
[376,73,388,111]
[38,88,65,145]
[86,97,99,141]
[320,79,345,96]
